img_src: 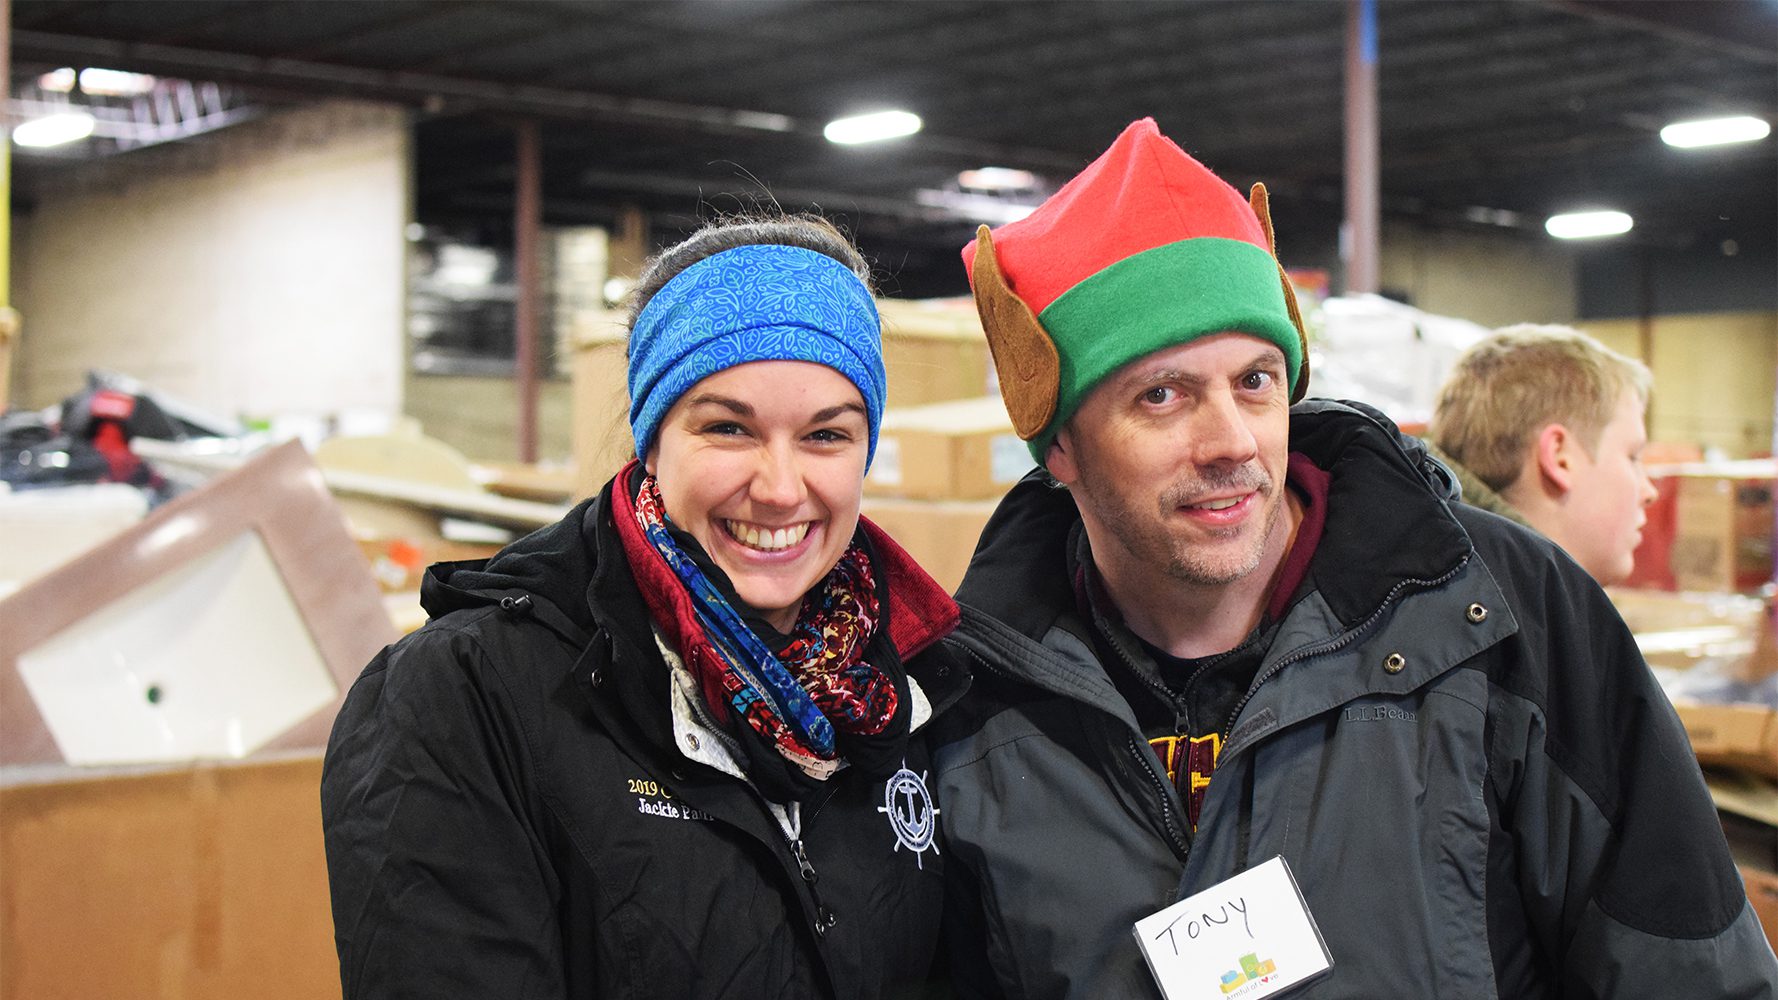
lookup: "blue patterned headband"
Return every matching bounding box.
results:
[628,243,886,466]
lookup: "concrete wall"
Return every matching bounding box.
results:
[11,101,409,422]
[1578,310,1776,458]
[1377,221,1579,327]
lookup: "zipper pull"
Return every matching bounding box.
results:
[791,838,818,884]
[791,839,838,936]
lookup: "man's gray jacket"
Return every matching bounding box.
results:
[932,399,1777,999]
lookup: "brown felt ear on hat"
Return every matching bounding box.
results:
[1248,184,1312,403]
[969,225,1060,439]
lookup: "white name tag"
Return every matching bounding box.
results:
[1132,856,1333,1000]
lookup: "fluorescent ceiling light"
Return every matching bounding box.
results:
[38,67,77,93]
[1544,210,1633,239]
[958,167,1038,191]
[1660,115,1770,148]
[78,67,158,97]
[1462,206,1525,228]
[824,110,922,145]
[13,111,97,148]
[36,66,158,98]
[914,188,1037,225]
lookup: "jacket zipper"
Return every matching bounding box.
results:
[958,640,1191,860]
[1091,623,1194,858]
[785,786,840,939]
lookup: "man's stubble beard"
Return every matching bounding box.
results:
[1072,456,1280,589]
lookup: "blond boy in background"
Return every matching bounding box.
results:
[1431,324,1659,585]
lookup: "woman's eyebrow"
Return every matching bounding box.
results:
[811,402,867,423]
[682,393,752,416]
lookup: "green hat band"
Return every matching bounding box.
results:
[1030,237,1303,460]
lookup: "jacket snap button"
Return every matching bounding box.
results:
[685,734,701,752]
[1383,652,1406,674]
[1466,603,1488,624]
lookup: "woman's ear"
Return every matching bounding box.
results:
[643,444,659,477]
[1533,422,1575,496]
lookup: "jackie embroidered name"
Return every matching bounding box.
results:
[637,796,714,822]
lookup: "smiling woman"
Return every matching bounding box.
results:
[649,361,870,631]
[322,214,967,999]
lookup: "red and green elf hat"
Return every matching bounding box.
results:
[961,117,1309,463]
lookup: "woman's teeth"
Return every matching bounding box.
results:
[724,520,811,552]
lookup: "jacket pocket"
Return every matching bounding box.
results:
[1240,673,1495,997]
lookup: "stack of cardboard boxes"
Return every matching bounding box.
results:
[859,300,1019,593]
[1667,462,1776,594]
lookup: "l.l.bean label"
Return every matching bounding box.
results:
[1132,856,1332,1000]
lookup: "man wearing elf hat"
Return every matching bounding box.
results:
[931,119,1775,999]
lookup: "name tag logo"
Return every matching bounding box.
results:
[1217,951,1279,996]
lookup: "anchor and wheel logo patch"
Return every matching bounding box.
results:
[878,763,939,869]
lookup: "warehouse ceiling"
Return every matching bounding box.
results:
[11,0,1777,296]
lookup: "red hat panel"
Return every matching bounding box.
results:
[961,118,1270,314]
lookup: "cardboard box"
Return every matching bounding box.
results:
[1609,587,1769,676]
[1667,461,1775,593]
[861,496,1002,594]
[867,396,1033,501]
[0,756,339,999]
[356,535,503,593]
[1673,701,1778,778]
[569,311,634,499]
[878,298,993,408]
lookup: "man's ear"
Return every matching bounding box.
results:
[1533,422,1576,496]
[1045,428,1079,488]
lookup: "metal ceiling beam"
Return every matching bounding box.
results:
[1550,0,1778,66]
[11,28,1089,172]
[12,28,807,134]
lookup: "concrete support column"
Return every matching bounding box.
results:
[513,119,541,463]
[1343,0,1380,295]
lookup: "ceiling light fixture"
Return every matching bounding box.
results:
[1660,115,1770,148]
[824,110,922,145]
[13,111,97,148]
[958,167,1038,192]
[38,67,77,93]
[78,67,159,97]
[1544,210,1633,240]
[914,188,1037,225]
